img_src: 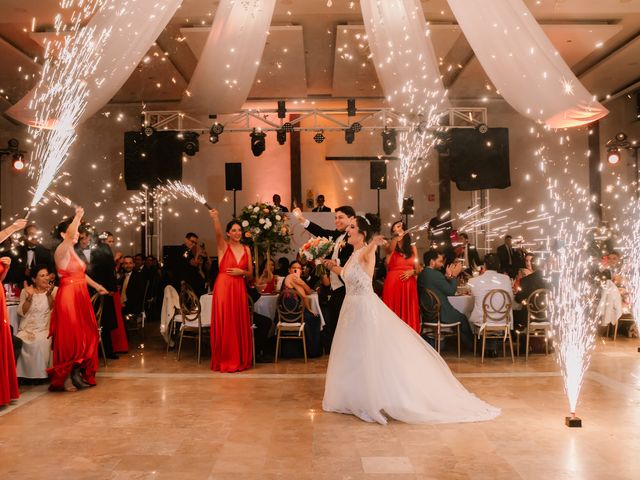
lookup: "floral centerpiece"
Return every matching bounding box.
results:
[238,202,291,277]
[299,237,335,276]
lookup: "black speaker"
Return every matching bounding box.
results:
[370,161,387,189]
[124,131,183,190]
[448,128,510,191]
[225,162,242,191]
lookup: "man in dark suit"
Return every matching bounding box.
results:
[272,194,289,212]
[514,256,551,332]
[458,232,481,274]
[74,228,95,275]
[418,250,474,351]
[90,236,120,359]
[8,224,54,285]
[119,256,147,317]
[173,232,206,296]
[312,194,331,212]
[496,234,522,279]
[293,205,355,353]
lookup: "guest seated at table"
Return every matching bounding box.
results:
[298,254,320,290]
[467,254,515,356]
[281,261,322,357]
[418,250,473,351]
[16,265,56,381]
[275,257,290,277]
[256,259,278,294]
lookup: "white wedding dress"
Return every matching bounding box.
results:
[323,248,500,425]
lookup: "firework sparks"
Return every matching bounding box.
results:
[620,200,640,339]
[157,180,211,210]
[27,0,112,208]
[549,180,599,416]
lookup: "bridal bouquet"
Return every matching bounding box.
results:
[300,237,335,277]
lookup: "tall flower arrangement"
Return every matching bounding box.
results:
[238,202,291,277]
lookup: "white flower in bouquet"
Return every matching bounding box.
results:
[241,220,249,227]
[275,215,281,221]
[248,204,253,209]
[259,218,265,224]
[299,236,335,276]
[253,206,260,213]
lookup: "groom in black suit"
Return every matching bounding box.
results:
[294,205,355,353]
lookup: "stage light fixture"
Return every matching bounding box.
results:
[607,147,620,165]
[143,126,155,137]
[250,128,267,156]
[282,122,294,133]
[401,197,414,216]
[12,153,25,171]
[347,98,356,117]
[182,131,200,156]
[276,129,287,145]
[615,132,628,142]
[211,122,224,135]
[344,128,355,144]
[313,131,325,144]
[381,128,397,155]
[351,122,362,133]
[477,123,489,134]
[209,133,219,144]
[8,138,19,149]
[277,100,286,119]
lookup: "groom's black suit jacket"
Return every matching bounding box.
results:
[305,221,353,290]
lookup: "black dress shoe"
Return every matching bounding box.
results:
[106,354,120,360]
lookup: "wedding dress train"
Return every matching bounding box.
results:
[323,248,500,425]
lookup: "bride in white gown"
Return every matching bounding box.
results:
[322,215,500,425]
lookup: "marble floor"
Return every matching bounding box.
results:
[1,326,640,480]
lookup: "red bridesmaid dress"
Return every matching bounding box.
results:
[210,245,252,372]
[382,251,421,333]
[47,252,99,389]
[0,263,19,406]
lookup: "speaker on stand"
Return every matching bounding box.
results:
[225,162,242,217]
[370,161,387,216]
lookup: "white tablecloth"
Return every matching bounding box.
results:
[448,295,474,318]
[7,303,20,333]
[200,292,325,329]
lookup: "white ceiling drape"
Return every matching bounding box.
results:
[447,0,608,128]
[7,0,182,127]
[360,0,449,118]
[180,0,277,116]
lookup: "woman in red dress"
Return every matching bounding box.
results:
[209,209,253,372]
[1,218,27,406]
[48,207,108,391]
[382,220,421,332]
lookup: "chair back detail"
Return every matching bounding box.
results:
[277,288,305,323]
[419,288,441,324]
[179,282,201,324]
[90,293,104,328]
[526,288,551,322]
[481,289,512,324]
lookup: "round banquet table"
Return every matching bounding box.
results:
[200,292,325,329]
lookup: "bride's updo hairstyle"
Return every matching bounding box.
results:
[354,213,381,243]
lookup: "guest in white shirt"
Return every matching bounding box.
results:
[16,265,56,380]
[467,254,514,356]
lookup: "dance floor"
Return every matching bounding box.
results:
[1,329,639,480]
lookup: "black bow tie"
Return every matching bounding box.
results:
[27,247,36,251]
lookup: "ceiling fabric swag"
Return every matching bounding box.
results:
[360,0,449,118]
[181,0,277,116]
[7,0,182,128]
[446,0,608,128]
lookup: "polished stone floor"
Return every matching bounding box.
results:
[1,326,640,480]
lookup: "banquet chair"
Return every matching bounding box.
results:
[90,293,108,367]
[275,288,307,363]
[248,296,257,367]
[515,288,552,360]
[476,289,514,363]
[610,313,636,341]
[125,280,148,341]
[176,284,207,364]
[419,288,461,358]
